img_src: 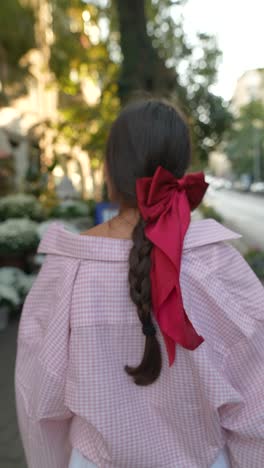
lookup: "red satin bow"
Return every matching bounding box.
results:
[136,166,209,366]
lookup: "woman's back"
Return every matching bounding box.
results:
[16,219,264,467]
[15,100,264,467]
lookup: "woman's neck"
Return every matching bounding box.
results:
[103,206,140,239]
[119,206,140,224]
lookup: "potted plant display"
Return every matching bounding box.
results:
[0,193,45,221]
[0,218,40,271]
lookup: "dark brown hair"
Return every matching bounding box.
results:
[106,100,191,385]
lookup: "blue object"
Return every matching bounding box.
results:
[95,202,119,225]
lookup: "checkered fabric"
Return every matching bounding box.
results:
[15,219,264,467]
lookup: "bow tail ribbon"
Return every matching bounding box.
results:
[151,247,204,366]
[137,166,209,366]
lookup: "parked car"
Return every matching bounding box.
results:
[208,177,226,190]
[250,182,264,194]
[233,176,252,192]
[232,181,248,192]
[205,176,233,191]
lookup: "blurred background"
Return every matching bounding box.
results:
[0,1,263,466]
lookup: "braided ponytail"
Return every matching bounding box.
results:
[106,99,192,384]
[125,218,162,386]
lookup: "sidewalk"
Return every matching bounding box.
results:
[0,321,26,468]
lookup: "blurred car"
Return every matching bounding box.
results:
[233,174,252,192]
[222,180,232,189]
[250,182,264,194]
[209,177,226,190]
[232,181,249,192]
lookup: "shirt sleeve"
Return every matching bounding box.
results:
[219,320,264,467]
[15,253,81,468]
[187,242,264,467]
[216,245,264,467]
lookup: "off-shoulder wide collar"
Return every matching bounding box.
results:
[38,219,241,262]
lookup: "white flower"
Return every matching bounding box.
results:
[0,218,39,254]
[0,284,20,308]
[0,194,44,221]
[0,267,36,299]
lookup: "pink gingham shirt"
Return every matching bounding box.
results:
[15,219,264,468]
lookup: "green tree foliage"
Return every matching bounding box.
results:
[50,0,120,167]
[113,0,232,164]
[0,0,231,172]
[225,100,264,179]
[50,0,231,165]
[179,33,233,164]
[0,0,35,102]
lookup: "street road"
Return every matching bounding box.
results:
[205,188,264,249]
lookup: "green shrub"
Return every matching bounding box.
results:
[199,204,223,223]
[39,189,59,214]
[0,194,45,221]
[244,248,264,280]
[49,199,90,219]
[0,218,39,255]
[86,199,96,219]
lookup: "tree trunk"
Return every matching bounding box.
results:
[114,0,176,102]
[0,43,9,104]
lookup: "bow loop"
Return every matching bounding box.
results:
[136,166,208,365]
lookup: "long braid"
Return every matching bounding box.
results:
[125,218,162,385]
